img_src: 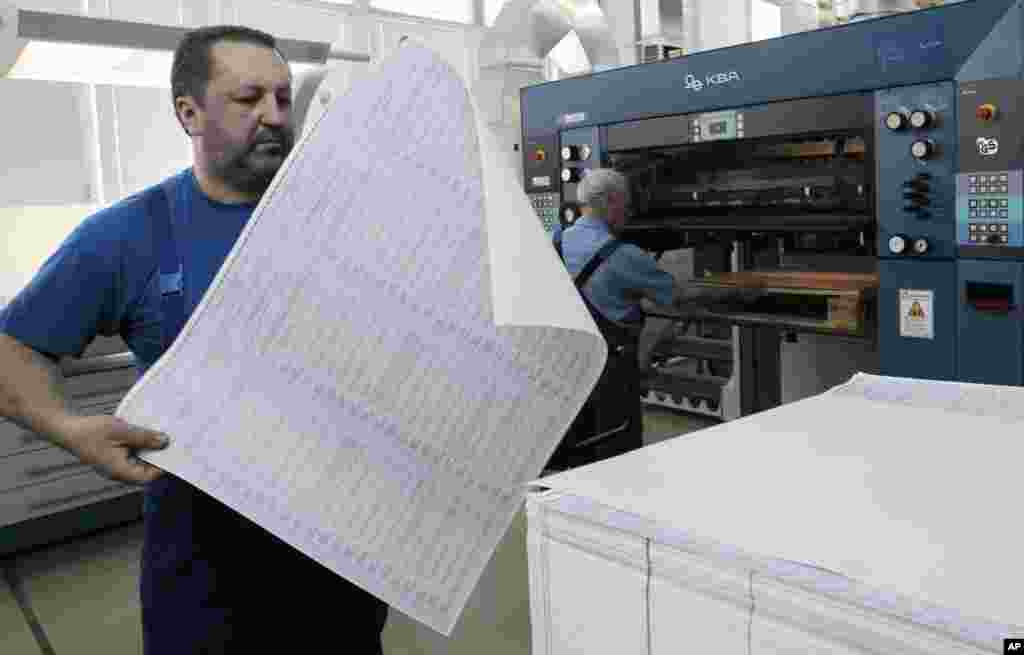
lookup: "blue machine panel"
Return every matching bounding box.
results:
[875,83,958,260]
[957,260,1024,384]
[558,125,601,207]
[957,170,1023,246]
[879,260,957,381]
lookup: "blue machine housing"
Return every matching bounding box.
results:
[520,0,1024,386]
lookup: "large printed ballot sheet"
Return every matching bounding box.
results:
[116,44,606,635]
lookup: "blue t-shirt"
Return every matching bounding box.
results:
[554,216,675,324]
[0,168,255,375]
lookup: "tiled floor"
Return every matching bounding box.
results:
[0,407,716,655]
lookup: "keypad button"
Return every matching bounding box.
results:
[1001,185,1009,193]
[1001,235,1009,243]
[970,186,978,194]
[970,223,978,231]
[969,175,978,183]
[1001,224,1009,232]
[969,200,978,208]
[1000,210,1009,218]
[1001,199,1009,208]
[1000,174,1009,182]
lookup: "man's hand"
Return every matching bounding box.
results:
[52,415,169,485]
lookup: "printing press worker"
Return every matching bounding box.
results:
[0,25,388,654]
[547,168,757,471]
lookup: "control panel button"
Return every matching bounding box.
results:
[885,111,908,130]
[888,235,908,254]
[976,103,997,121]
[910,110,934,129]
[580,144,592,160]
[561,167,584,183]
[911,139,934,160]
[912,238,929,255]
[561,146,579,161]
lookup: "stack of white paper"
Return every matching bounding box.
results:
[117,44,606,635]
[537,372,1024,638]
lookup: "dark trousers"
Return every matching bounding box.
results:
[141,476,389,654]
[547,340,644,471]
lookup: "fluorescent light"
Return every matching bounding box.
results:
[7,40,172,87]
[0,4,367,88]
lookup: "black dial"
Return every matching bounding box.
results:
[910,110,934,129]
[911,140,935,160]
[903,192,930,206]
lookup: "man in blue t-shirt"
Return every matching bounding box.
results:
[0,25,387,653]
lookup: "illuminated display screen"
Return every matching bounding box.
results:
[697,111,737,141]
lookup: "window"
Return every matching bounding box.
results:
[751,0,783,41]
[370,0,474,24]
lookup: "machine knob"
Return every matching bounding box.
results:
[909,110,934,129]
[888,235,908,254]
[903,192,930,206]
[903,179,931,193]
[912,238,930,255]
[911,139,935,160]
[561,167,582,183]
[565,145,598,162]
[885,111,909,131]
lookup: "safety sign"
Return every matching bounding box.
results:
[900,289,934,339]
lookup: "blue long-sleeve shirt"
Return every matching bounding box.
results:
[553,216,675,324]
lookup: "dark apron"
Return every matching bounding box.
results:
[140,179,388,654]
[547,235,644,471]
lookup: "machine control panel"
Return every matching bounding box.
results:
[876,83,956,260]
[957,170,1021,246]
[530,193,561,234]
[956,78,1024,255]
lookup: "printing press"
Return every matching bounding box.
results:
[521,0,1024,419]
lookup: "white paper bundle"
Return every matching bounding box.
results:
[117,44,606,635]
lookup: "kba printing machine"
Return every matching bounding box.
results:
[521,0,1024,420]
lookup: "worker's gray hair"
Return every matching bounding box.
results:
[576,168,629,216]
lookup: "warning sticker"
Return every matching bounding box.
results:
[899,289,934,339]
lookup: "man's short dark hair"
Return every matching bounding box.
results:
[171,25,283,129]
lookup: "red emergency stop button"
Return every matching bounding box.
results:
[976,104,997,121]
